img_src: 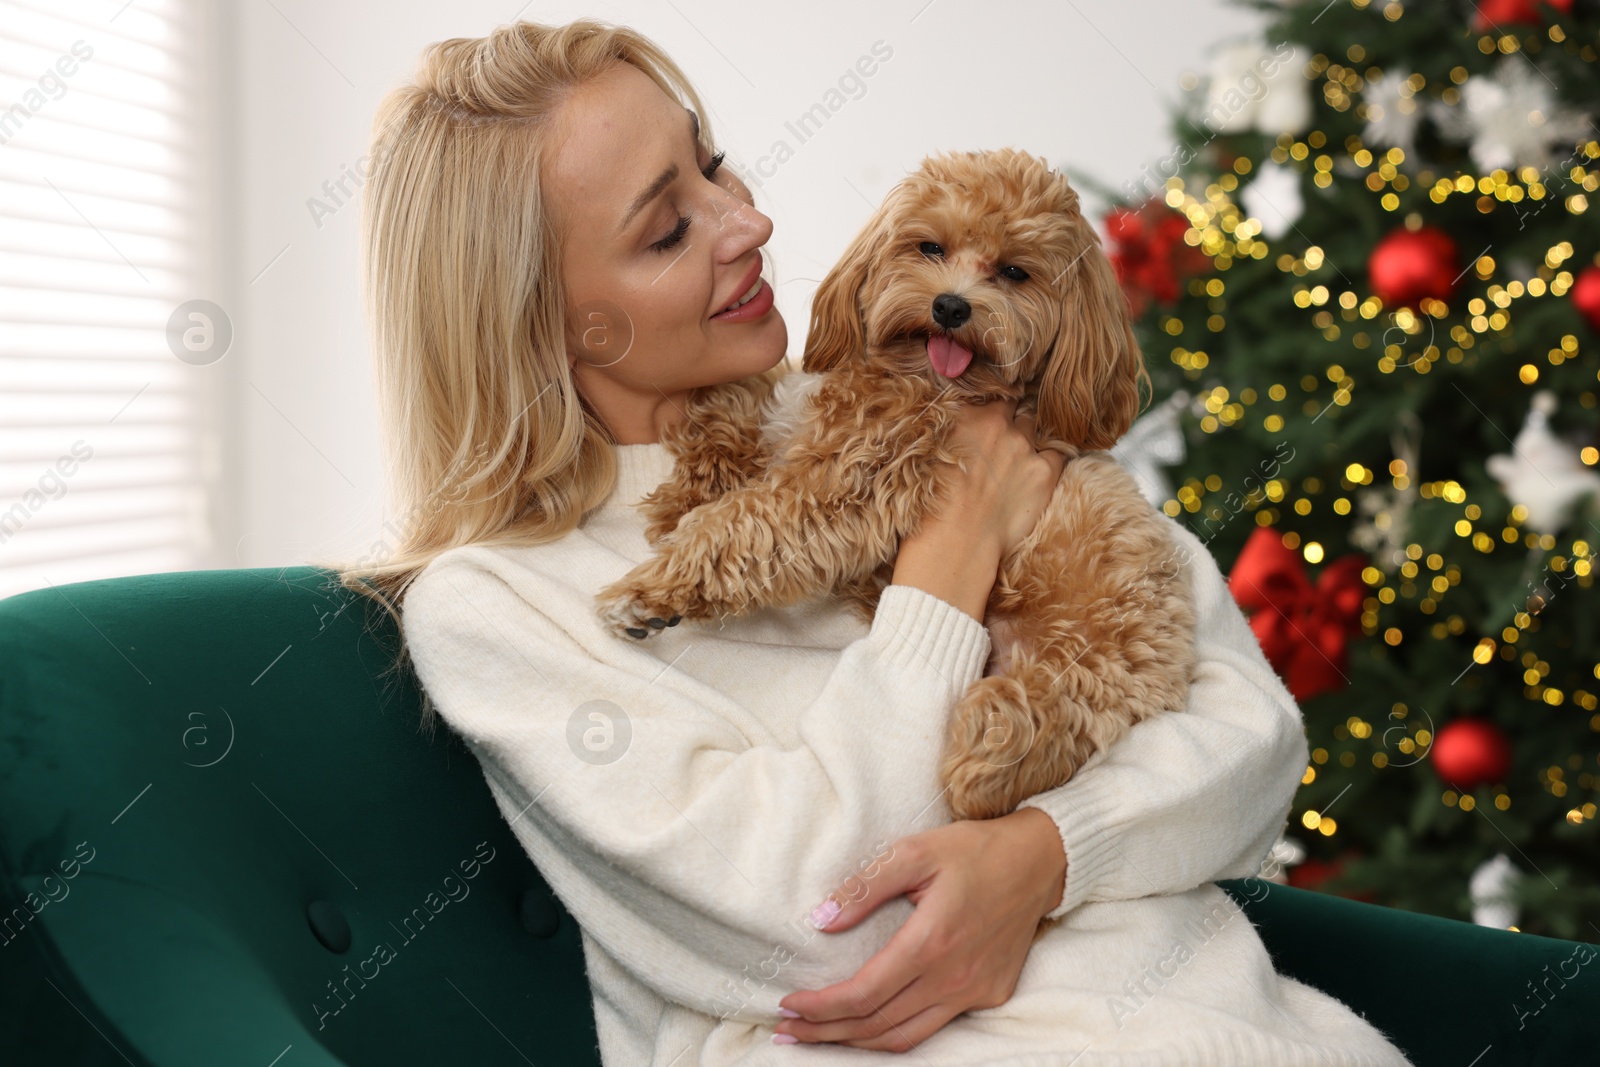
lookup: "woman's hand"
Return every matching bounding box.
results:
[891,397,1068,622]
[773,807,1067,1052]
[927,396,1068,559]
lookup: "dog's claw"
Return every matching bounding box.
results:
[601,596,671,640]
[596,581,689,641]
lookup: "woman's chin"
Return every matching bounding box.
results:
[735,316,789,373]
[761,336,790,372]
[691,314,787,386]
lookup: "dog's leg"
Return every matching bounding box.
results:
[941,455,1198,820]
[836,561,894,628]
[637,378,776,545]
[940,627,1085,822]
[596,463,904,638]
[596,374,960,639]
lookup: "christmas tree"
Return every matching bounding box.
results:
[1101,0,1600,942]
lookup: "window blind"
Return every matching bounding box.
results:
[0,0,212,601]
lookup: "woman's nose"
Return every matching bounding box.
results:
[745,205,774,249]
[709,187,772,251]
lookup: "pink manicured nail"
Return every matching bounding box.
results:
[772,1033,799,1044]
[778,1007,801,1018]
[808,898,841,929]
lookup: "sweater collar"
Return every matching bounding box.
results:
[600,442,677,511]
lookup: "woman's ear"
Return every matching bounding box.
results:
[801,200,895,374]
[1034,228,1150,451]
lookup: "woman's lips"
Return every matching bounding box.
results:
[710,277,774,322]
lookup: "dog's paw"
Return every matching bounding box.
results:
[941,676,1039,821]
[594,577,686,641]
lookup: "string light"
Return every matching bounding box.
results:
[1139,16,1600,902]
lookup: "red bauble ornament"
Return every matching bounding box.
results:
[1472,0,1572,32]
[1368,225,1460,308]
[1286,851,1375,903]
[1430,718,1513,791]
[1286,855,1343,892]
[1570,264,1600,333]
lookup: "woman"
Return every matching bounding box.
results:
[343,18,1415,1067]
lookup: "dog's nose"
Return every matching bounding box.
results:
[932,293,971,329]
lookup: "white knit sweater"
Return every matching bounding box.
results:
[402,442,1416,1067]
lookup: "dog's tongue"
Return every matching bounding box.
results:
[926,334,974,378]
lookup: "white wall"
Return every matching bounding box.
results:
[222,0,1267,570]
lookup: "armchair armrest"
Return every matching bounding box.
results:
[1219,877,1597,1066]
[5,872,355,1067]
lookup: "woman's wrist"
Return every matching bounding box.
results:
[1004,806,1068,919]
[891,521,1003,622]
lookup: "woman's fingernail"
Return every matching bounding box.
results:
[778,1007,801,1019]
[808,897,841,929]
[772,1033,799,1045]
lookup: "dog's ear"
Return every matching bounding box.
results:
[1034,226,1150,451]
[802,199,897,374]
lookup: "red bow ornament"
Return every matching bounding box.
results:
[1104,198,1210,319]
[1227,527,1368,702]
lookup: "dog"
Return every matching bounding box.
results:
[595,148,1197,822]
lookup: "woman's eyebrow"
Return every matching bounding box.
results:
[617,107,699,236]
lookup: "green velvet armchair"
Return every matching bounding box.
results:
[1,568,1594,1065]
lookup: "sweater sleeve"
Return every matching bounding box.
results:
[1015,516,1311,920]
[400,554,990,1021]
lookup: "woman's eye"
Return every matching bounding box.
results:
[919,241,944,258]
[647,151,727,254]
[1000,265,1029,282]
[651,215,690,253]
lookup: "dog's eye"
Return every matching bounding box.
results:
[918,241,945,258]
[999,265,1030,282]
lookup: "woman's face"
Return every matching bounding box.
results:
[545,62,786,444]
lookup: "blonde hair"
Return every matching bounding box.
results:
[330,19,720,723]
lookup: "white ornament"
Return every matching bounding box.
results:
[1349,488,1402,565]
[1255,49,1314,138]
[1241,161,1304,241]
[1485,391,1600,536]
[1261,833,1308,886]
[1469,852,1521,929]
[1112,391,1188,507]
[1349,411,1423,571]
[1203,41,1312,137]
[1430,60,1591,173]
[1362,71,1426,158]
[1203,42,1268,135]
